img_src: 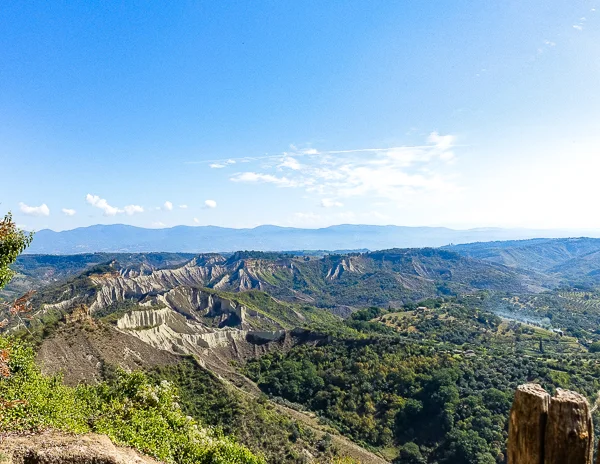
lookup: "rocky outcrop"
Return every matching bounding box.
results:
[87,257,289,314]
[0,431,160,463]
[325,257,363,280]
[88,258,227,313]
[43,297,83,313]
[113,289,284,354]
[30,257,291,366]
[121,320,249,352]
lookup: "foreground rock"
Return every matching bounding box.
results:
[0,432,160,464]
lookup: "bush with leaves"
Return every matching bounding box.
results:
[0,213,33,291]
[0,336,263,464]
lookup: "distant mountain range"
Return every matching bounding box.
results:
[24,224,600,254]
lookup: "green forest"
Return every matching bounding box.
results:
[245,301,600,463]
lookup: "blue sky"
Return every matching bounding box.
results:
[1,1,599,231]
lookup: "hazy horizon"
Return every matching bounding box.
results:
[21,222,600,235]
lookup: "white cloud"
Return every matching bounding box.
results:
[86,194,122,216]
[163,201,173,211]
[19,202,50,217]
[124,205,144,215]
[210,159,236,168]
[61,208,76,216]
[152,221,166,228]
[86,194,144,216]
[320,198,344,208]
[230,172,298,187]
[179,204,188,209]
[279,157,302,170]
[428,131,456,151]
[204,199,217,209]
[573,24,583,30]
[193,217,200,224]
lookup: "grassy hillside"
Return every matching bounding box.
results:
[0,335,263,464]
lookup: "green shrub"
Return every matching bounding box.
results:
[0,336,263,464]
[589,341,600,353]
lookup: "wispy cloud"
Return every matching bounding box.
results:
[86,194,143,216]
[228,132,459,205]
[179,204,188,209]
[230,172,300,187]
[19,202,50,217]
[573,16,587,30]
[61,208,76,216]
[320,199,344,208]
[163,201,173,211]
[209,159,237,169]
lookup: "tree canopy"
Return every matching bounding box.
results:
[0,212,33,290]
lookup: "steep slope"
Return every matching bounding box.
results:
[0,247,542,374]
[35,316,383,464]
[6,256,339,368]
[6,248,542,321]
[37,315,181,385]
[0,252,196,300]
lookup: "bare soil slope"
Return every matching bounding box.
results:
[0,432,160,464]
[37,320,179,385]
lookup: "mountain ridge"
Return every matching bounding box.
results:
[24,223,600,254]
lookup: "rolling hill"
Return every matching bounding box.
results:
[446,237,600,285]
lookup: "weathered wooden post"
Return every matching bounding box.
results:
[508,383,594,464]
[545,389,593,464]
[507,383,550,464]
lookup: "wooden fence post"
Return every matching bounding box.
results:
[507,383,550,464]
[545,388,593,464]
